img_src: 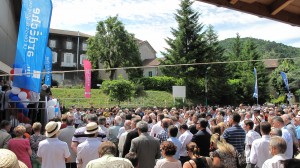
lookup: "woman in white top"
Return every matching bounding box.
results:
[155,141,182,168]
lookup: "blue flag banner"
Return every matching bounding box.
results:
[44,47,52,86]
[280,71,290,91]
[13,0,53,93]
[253,67,258,99]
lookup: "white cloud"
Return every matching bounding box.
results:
[50,0,300,56]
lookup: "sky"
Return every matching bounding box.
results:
[50,0,300,57]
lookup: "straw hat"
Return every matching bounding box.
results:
[84,122,98,134]
[45,121,61,137]
[18,160,28,168]
[0,149,19,168]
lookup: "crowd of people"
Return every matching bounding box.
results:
[1,103,300,168]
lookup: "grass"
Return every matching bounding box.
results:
[51,88,176,108]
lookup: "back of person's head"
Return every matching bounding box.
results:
[98,141,117,157]
[198,118,208,128]
[32,122,42,132]
[136,121,148,133]
[168,125,178,137]
[87,114,98,123]
[231,113,241,123]
[157,113,164,121]
[281,159,300,168]
[125,152,138,167]
[179,124,188,130]
[270,128,282,137]
[161,118,169,128]
[244,120,254,129]
[160,141,177,157]
[260,121,271,135]
[114,116,123,125]
[66,118,74,126]
[210,125,221,135]
[270,136,287,154]
[98,116,106,125]
[217,140,236,157]
[186,142,200,157]
[0,120,10,129]
[1,84,9,91]
[14,125,26,137]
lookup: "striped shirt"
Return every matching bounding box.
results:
[222,124,246,153]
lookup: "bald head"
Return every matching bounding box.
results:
[124,120,131,130]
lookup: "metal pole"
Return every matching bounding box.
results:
[76,31,80,82]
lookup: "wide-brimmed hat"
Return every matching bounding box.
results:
[45,121,61,137]
[84,122,98,134]
[18,160,28,168]
[0,149,19,168]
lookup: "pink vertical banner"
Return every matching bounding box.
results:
[83,60,91,98]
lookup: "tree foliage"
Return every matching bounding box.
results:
[87,16,143,80]
[101,79,134,104]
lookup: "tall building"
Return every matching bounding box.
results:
[48,28,91,86]
[0,0,21,80]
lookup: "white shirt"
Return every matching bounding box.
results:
[150,121,163,137]
[77,138,102,168]
[178,130,193,157]
[37,138,71,168]
[250,135,272,168]
[262,154,286,168]
[281,127,293,159]
[74,112,82,124]
[118,131,130,157]
[245,130,261,163]
[117,127,126,139]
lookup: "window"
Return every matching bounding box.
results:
[49,40,56,48]
[52,52,57,63]
[148,71,153,77]
[61,53,75,67]
[82,42,87,51]
[80,54,87,65]
[66,41,73,50]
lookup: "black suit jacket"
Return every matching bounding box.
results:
[191,129,211,157]
[122,129,139,157]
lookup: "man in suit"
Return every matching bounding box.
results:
[0,120,11,149]
[122,117,141,157]
[191,118,211,157]
[130,121,161,168]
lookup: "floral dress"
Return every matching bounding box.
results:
[213,149,238,168]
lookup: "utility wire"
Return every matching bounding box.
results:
[0,57,298,77]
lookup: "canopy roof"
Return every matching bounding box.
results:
[197,0,300,27]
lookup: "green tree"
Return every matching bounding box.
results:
[101,79,134,104]
[160,0,209,98]
[87,16,143,80]
[161,0,208,79]
[204,25,231,105]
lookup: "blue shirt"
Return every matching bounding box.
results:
[167,137,182,160]
[222,124,246,153]
[296,125,300,140]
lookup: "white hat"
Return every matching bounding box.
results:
[0,149,19,168]
[84,122,98,134]
[45,121,61,137]
[296,111,300,118]
[18,160,28,168]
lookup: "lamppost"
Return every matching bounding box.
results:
[205,67,211,107]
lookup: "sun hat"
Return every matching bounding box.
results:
[84,122,98,134]
[0,149,19,168]
[45,121,61,137]
[18,160,28,168]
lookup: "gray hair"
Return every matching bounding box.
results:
[114,116,123,125]
[269,136,287,154]
[136,121,148,133]
[270,128,282,137]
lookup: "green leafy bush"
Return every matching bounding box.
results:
[101,79,134,104]
[133,76,184,92]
